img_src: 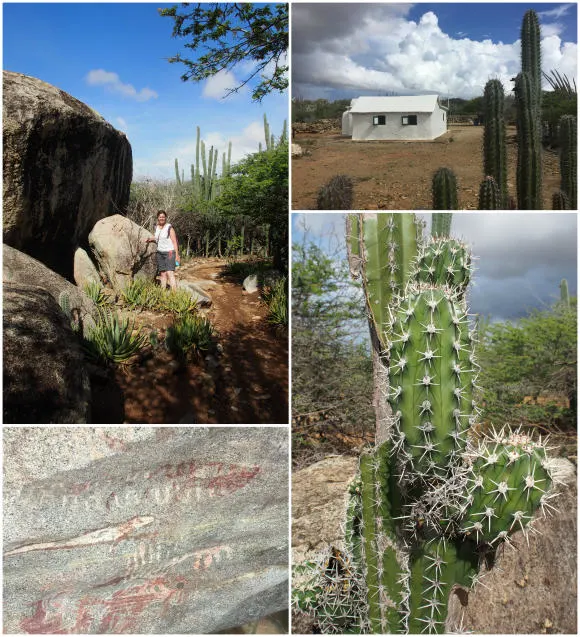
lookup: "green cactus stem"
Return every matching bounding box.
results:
[432,168,459,210]
[482,80,508,206]
[558,115,577,207]
[478,176,503,210]
[560,278,570,308]
[430,213,452,238]
[521,10,542,110]
[414,237,473,296]
[552,190,570,210]
[515,72,543,210]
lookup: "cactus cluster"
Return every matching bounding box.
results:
[431,9,577,210]
[293,213,558,634]
[317,175,355,210]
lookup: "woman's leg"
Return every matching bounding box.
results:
[159,271,168,289]
[166,270,177,291]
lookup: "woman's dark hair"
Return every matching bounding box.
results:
[157,210,167,219]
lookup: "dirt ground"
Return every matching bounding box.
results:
[90,258,288,424]
[292,124,560,210]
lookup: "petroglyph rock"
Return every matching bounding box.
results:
[3,427,288,634]
[3,71,132,279]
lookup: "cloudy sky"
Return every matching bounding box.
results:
[3,3,287,180]
[293,213,577,323]
[292,3,577,99]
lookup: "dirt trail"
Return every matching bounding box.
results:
[90,258,288,424]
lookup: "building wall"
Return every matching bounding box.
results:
[341,111,353,136]
[351,106,447,140]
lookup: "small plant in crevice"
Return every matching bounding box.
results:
[83,280,110,308]
[83,309,148,365]
[165,313,215,360]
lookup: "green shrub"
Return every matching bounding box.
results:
[121,279,161,310]
[162,288,198,315]
[263,277,288,326]
[83,309,148,364]
[165,313,215,358]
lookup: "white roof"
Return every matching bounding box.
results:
[349,95,443,113]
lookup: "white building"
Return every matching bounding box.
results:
[342,95,448,141]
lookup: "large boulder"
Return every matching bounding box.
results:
[292,454,577,634]
[3,427,288,633]
[73,247,101,288]
[88,214,156,291]
[3,244,96,331]
[3,282,91,423]
[3,70,132,279]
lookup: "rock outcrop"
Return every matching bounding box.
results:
[3,70,132,279]
[3,427,288,633]
[4,244,96,331]
[3,282,91,423]
[88,214,156,291]
[292,454,577,634]
[73,247,101,288]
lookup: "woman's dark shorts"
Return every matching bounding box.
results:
[157,250,176,272]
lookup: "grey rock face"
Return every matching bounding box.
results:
[3,427,289,634]
[3,282,91,424]
[88,214,156,291]
[292,455,577,634]
[4,244,96,330]
[3,71,132,279]
[73,247,101,288]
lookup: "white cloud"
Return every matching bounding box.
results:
[538,4,574,20]
[202,69,242,99]
[293,6,577,99]
[85,69,158,102]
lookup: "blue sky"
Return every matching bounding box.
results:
[293,213,577,324]
[292,3,577,99]
[3,3,288,180]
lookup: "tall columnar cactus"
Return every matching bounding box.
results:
[482,80,508,206]
[432,168,458,210]
[478,175,502,210]
[560,278,570,308]
[558,114,577,207]
[294,214,558,634]
[515,72,543,209]
[521,9,542,110]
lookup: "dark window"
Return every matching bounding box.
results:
[373,115,386,125]
[402,115,418,126]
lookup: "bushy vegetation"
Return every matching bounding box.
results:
[83,309,148,364]
[263,277,288,327]
[120,279,198,314]
[478,299,577,432]
[165,313,215,359]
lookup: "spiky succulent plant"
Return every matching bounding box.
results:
[293,213,558,634]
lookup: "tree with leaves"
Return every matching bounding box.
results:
[160,3,288,101]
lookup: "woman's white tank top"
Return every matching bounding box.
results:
[155,224,174,252]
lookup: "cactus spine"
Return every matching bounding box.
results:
[294,213,558,634]
[432,168,458,210]
[482,80,508,207]
[559,114,577,207]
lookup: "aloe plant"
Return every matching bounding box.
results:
[165,313,214,359]
[83,309,148,364]
[294,214,558,634]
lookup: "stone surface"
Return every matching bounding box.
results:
[3,427,288,634]
[88,214,156,291]
[177,280,212,306]
[3,282,91,424]
[292,455,577,634]
[3,71,132,279]
[73,247,101,288]
[4,244,96,331]
[243,274,259,294]
[292,455,358,565]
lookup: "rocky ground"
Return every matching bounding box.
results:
[90,257,288,424]
[292,124,561,210]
